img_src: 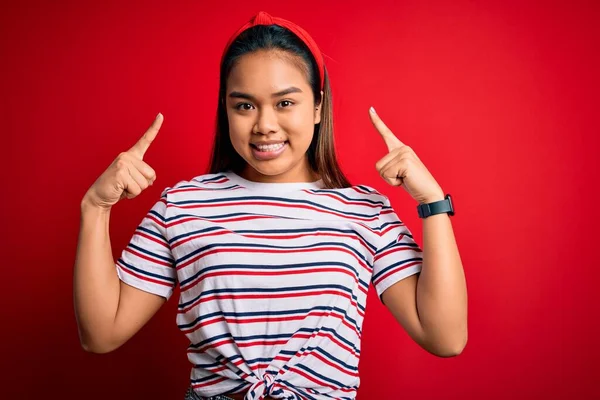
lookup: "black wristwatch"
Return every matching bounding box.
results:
[417,194,454,218]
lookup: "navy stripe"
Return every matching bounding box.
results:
[117,258,175,283]
[171,226,377,253]
[372,256,423,281]
[289,363,358,390]
[193,174,229,184]
[179,260,368,292]
[377,237,419,254]
[127,242,173,264]
[177,183,241,191]
[136,225,168,241]
[179,284,365,313]
[176,240,370,267]
[145,208,167,223]
[179,306,362,335]
[295,345,358,372]
[189,327,361,355]
[168,211,299,223]
[356,185,376,193]
[300,188,384,206]
[168,195,379,219]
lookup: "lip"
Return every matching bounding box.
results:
[250,141,288,161]
[251,140,288,146]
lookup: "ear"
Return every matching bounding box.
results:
[314,90,324,125]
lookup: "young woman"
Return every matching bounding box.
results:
[74,11,467,400]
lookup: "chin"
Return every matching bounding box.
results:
[246,161,291,176]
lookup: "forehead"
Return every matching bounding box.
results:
[227,50,311,93]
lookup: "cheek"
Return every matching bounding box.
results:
[284,107,316,139]
[227,115,249,144]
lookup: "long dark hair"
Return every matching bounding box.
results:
[207,24,351,189]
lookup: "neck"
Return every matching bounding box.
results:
[239,162,319,184]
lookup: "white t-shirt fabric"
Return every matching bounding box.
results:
[116,170,423,400]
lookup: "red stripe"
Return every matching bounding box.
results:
[178,289,364,319]
[380,208,398,216]
[237,338,289,347]
[301,190,380,209]
[124,247,172,268]
[180,267,368,297]
[144,213,168,228]
[169,182,243,195]
[166,211,380,240]
[167,214,274,228]
[202,177,229,184]
[287,365,355,393]
[191,375,228,389]
[373,260,422,286]
[135,230,170,248]
[373,244,422,263]
[379,221,406,236]
[196,177,230,185]
[189,330,360,362]
[296,349,359,378]
[188,337,235,354]
[272,329,360,364]
[168,200,379,223]
[181,309,361,339]
[177,245,371,274]
[350,186,372,195]
[117,263,173,287]
[283,325,360,361]
[171,229,231,249]
[172,230,374,256]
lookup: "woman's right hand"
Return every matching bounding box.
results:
[82,113,164,211]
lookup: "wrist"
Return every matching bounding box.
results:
[417,193,454,218]
[420,193,446,204]
[80,195,112,215]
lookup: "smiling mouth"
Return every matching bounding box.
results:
[249,141,289,161]
[250,141,289,150]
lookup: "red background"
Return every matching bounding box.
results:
[2,0,599,399]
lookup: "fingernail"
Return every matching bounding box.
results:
[156,112,162,119]
[369,107,376,114]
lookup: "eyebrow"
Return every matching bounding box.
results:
[228,86,303,101]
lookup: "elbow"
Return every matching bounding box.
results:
[425,331,468,358]
[433,338,467,357]
[80,340,118,354]
[78,329,122,354]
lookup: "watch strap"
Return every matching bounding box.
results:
[417,194,454,218]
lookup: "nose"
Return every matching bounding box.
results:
[253,107,280,135]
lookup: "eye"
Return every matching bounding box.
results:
[278,100,294,108]
[235,103,254,111]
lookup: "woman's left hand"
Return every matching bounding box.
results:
[369,107,445,204]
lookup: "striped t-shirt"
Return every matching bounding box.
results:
[116,170,423,400]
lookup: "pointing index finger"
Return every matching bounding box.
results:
[129,113,164,159]
[369,107,404,151]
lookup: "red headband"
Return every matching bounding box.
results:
[221,11,325,91]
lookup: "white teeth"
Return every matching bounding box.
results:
[255,142,285,152]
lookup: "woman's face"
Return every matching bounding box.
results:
[225,50,322,183]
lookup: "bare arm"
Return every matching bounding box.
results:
[382,211,467,357]
[73,197,166,353]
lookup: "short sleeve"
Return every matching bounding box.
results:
[115,188,177,300]
[371,195,423,301]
